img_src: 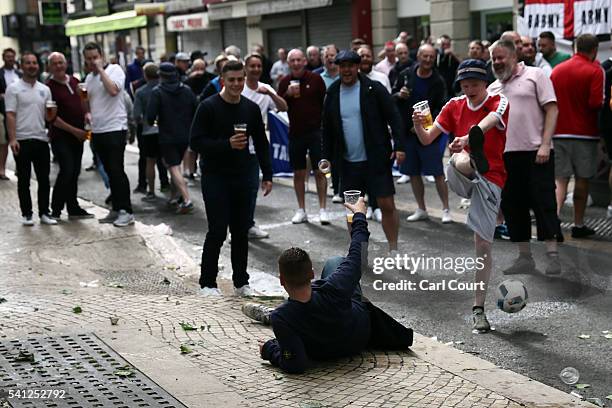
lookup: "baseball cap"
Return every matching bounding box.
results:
[175,52,190,61]
[454,59,488,86]
[334,50,361,64]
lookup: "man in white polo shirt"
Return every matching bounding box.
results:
[6,52,57,226]
[83,42,133,227]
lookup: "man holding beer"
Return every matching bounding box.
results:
[321,50,405,252]
[5,52,58,226]
[393,44,451,224]
[46,52,94,220]
[190,60,273,297]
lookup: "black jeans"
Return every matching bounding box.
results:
[92,131,132,213]
[15,139,50,217]
[247,155,259,229]
[51,137,84,215]
[501,150,559,241]
[200,173,251,289]
[136,125,169,188]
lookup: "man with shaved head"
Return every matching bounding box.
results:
[185,59,214,96]
[278,49,329,225]
[393,44,450,223]
[46,52,93,220]
[520,35,552,77]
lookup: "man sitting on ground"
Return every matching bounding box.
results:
[246,197,412,373]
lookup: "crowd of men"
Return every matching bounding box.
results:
[0,28,610,331]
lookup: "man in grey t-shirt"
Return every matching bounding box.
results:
[5,52,57,226]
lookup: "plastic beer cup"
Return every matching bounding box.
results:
[343,190,361,223]
[413,100,433,130]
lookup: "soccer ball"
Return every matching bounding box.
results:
[496,279,528,313]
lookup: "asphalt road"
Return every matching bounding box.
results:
[9,142,611,402]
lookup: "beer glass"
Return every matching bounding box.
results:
[290,80,300,98]
[78,83,88,101]
[413,100,433,130]
[46,100,57,117]
[318,159,331,179]
[343,190,361,223]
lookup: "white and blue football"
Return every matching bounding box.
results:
[496,279,528,313]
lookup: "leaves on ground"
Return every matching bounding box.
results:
[575,384,590,389]
[73,306,82,314]
[114,365,135,377]
[180,345,192,354]
[179,322,197,331]
[0,298,7,304]
[577,334,591,339]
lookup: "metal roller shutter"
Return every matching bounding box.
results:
[306,0,352,48]
[222,18,247,54]
[267,26,303,54]
[180,29,223,59]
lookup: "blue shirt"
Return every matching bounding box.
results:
[409,74,432,107]
[320,69,339,89]
[340,81,367,162]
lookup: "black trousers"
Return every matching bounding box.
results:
[92,131,132,213]
[135,125,169,188]
[15,139,50,217]
[51,137,83,215]
[200,173,250,289]
[501,150,559,242]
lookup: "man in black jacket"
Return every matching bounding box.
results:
[255,197,412,374]
[393,44,451,224]
[0,48,21,180]
[146,62,197,214]
[190,60,273,297]
[322,50,405,252]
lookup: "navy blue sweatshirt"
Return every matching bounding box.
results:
[261,213,371,374]
[146,79,196,145]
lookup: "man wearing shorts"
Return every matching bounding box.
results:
[278,49,329,225]
[393,44,451,223]
[322,50,405,252]
[147,62,197,214]
[551,34,604,238]
[413,59,509,332]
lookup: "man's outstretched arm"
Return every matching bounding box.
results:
[324,198,370,298]
[261,316,308,374]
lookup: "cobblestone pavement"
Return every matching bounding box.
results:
[0,179,592,408]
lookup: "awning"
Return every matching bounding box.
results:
[65,11,147,37]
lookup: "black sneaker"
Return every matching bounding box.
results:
[571,225,595,239]
[468,125,489,174]
[68,208,95,219]
[133,185,147,194]
[494,224,510,240]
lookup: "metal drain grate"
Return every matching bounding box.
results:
[95,269,192,296]
[0,333,186,408]
[561,217,612,238]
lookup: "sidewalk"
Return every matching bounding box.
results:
[0,178,595,407]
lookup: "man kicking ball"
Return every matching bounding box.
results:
[244,197,412,373]
[412,59,509,332]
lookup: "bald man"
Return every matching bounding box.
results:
[278,49,329,225]
[46,52,94,220]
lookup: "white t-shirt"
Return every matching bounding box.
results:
[242,82,276,154]
[85,64,127,133]
[4,79,51,141]
[3,68,19,87]
[366,70,392,93]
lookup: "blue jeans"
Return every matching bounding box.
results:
[320,256,363,298]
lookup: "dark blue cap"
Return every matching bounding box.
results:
[158,62,177,77]
[454,59,488,86]
[335,50,361,64]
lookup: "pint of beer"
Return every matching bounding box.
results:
[78,83,88,101]
[343,190,361,223]
[290,80,300,98]
[233,123,247,135]
[413,101,433,130]
[46,100,57,116]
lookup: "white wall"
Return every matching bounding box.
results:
[397,0,429,18]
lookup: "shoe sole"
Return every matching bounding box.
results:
[407,217,428,222]
[68,215,95,219]
[468,126,489,174]
[113,220,135,227]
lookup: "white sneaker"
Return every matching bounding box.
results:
[373,208,383,222]
[248,226,269,239]
[397,175,411,184]
[22,216,34,226]
[234,285,254,297]
[425,175,435,183]
[113,210,134,227]
[407,208,429,222]
[40,214,58,225]
[607,205,612,219]
[459,198,471,209]
[366,206,372,219]
[199,287,222,297]
[319,208,330,225]
[332,194,343,203]
[291,208,307,224]
[441,209,452,224]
